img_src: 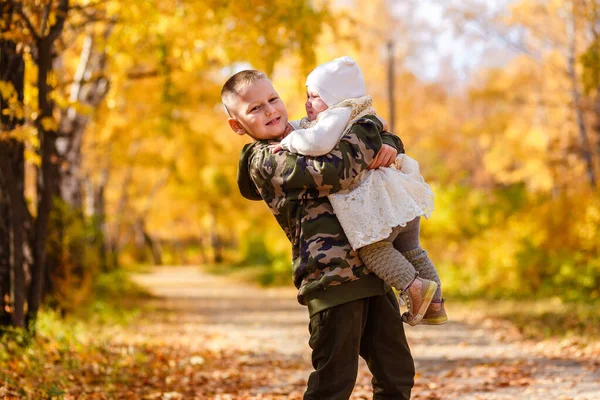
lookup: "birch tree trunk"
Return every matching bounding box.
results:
[58,27,112,208]
[566,8,597,187]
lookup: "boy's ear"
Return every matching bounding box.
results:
[228,118,246,136]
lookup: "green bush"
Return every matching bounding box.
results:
[423,185,600,302]
[45,198,104,314]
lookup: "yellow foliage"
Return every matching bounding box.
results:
[40,116,58,131]
[3,0,596,300]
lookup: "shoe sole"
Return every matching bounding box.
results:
[406,281,438,326]
[420,315,448,325]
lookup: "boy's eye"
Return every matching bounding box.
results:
[250,105,260,112]
[269,97,278,102]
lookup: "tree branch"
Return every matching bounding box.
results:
[47,0,69,43]
[67,14,117,33]
[126,69,161,80]
[11,1,40,41]
[1,1,15,34]
[70,0,110,11]
[57,74,108,90]
[40,2,51,36]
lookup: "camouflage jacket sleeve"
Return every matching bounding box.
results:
[249,115,387,201]
[381,131,405,154]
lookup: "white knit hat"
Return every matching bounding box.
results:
[306,56,367,107]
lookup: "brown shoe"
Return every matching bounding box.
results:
[420,298,448,325]
[399,277,438,326]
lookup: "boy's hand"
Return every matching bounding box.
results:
[368,144,397,169]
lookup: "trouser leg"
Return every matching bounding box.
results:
[303,299,366,400]
[359,291,415,400]
[304,293,415,400]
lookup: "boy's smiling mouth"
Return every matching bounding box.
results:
[266,117,281,126]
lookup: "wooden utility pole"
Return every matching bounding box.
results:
[387,40,396,133]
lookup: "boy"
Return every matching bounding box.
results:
[222,70,415,399]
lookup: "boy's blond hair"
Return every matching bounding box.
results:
[221,70,268,116]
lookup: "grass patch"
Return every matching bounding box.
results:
[204,263,293,287]
[0,269,154,399]
[451,298,600,341]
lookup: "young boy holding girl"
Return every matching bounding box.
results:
[223,70,414,399]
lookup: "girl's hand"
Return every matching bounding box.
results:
[270,144,283,153]
[272,124,294,153]
[368,144,397,169]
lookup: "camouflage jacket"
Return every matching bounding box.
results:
[237,115,404,315]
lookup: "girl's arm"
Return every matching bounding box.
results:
[279,107,352,156]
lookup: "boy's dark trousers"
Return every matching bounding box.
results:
[303,290,415,400]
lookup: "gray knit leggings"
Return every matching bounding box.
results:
[358,217,442,299]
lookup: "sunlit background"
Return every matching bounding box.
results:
[2,0,600,397]
[2,0,600,323]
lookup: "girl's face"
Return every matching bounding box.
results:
[305,90,328,121]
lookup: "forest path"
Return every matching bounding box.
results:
[128,266,600,399]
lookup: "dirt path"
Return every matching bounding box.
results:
[129,266,600,400]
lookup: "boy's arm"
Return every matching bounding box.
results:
[250,116,387,200]
[279,107,352,156]
[237,143,264,201]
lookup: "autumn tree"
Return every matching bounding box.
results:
[0,0,336,330]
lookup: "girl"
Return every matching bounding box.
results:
[276,56,446,325]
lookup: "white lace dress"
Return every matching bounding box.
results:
[328,154,434,250]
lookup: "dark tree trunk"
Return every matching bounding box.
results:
[196,236,208,265]
[209,207,223,264]
[109,142,141,269]
[28,38,60,330]
[90,171,111,271]
[110,165,135,270]
[0,3,14,326]
[4,147,26,328]
[138,219,163,266]
[595,90,600,170]
[587,0,600,176]
[387,40,395,133]
[566,10,597,187]
[0,5,27,328]
[0,181,11,327]
[26,0,70,332]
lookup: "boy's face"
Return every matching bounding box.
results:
[227,78,289,141]
[305,90,328,121]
